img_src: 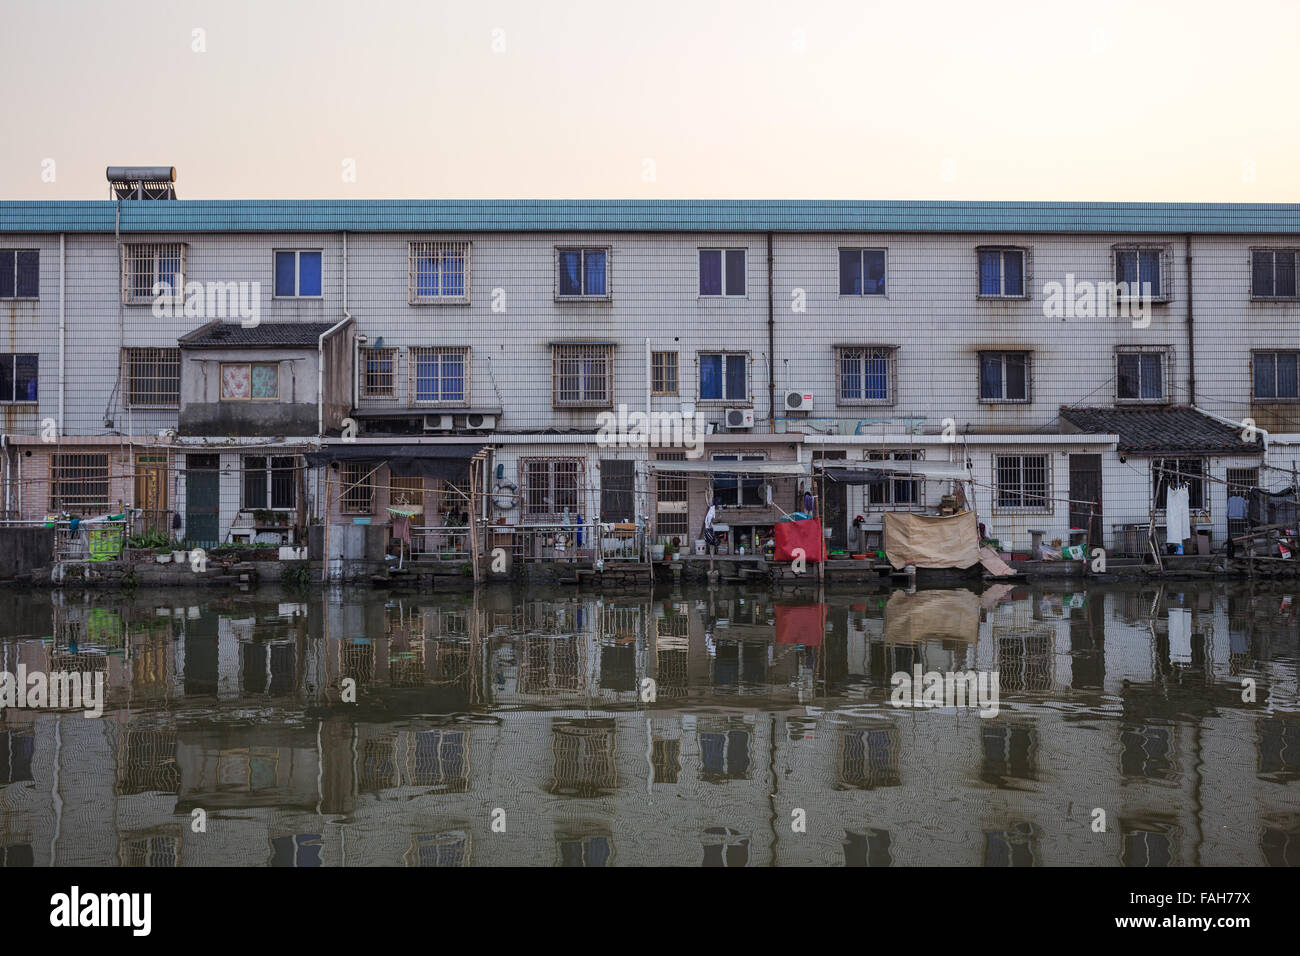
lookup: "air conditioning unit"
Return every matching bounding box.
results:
[423,414,455,431]
[784,390,814,412]
[462,413,496,430]
[724,408,754,429]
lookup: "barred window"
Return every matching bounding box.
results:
[390,475,424,509]
[340,461,374,515]
[865,451,923,506]
[522,457,585,519]
[51,453,111,514]
[410,346,469,404]
[838,347,895,405]
[994,454,1050,512]
[655,452,689,537]
[360,347,397,398]
[1152,458,1205,511]
[552,344,612,407]
[0,249,39,299]
[651,351,678,396]
[123,348,180,407]
[122,243,185,304]
[409,241,470,303]
[243,456,296,510]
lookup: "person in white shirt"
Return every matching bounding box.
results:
[703,498,719,553]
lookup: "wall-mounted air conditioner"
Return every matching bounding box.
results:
[724,408,754,429]
[423,414,455,431]
[784,390,814,412]
[462,413,496,430]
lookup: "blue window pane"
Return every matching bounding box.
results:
[1139,250,1160,297]
[1005,353,1027,399]
[863,250,886,295]
[700,354,722,399]
[1276,253,1297,297]
[725,354,746,400]
[559,250,582,296]
[979,251,1001,295]
[1117,354,1139,399]
[584,250,606,296]
[1116,249,1138,286]
[725,250,745,295]
[1002,251,1023,296]
[1254,355,1275,399]
[980,354,1003,398]
[699,250,722,296]
[441,253,464,297]
[1279,353,1299,398]
[864,353,888,399]
[442,354,465,401]
[839,250,862,295]
[0,250,13,298]
[1141,354,1162,399]
[298,252,322,296]
[274,252,296,296]
[1253,251,1273,296]
[840,351,861,398]
[416,256,438,297]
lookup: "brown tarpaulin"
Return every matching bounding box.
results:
[882,510,981,570]
[883,589,980,644]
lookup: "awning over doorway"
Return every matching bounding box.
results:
[304,443,485,483]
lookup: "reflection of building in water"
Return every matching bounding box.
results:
[0,585,1298,866]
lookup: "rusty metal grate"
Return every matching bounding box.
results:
[121,243,185,305]
[552,343,612,407]
[123,348,181,407]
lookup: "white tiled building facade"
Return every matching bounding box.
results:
[0,198,1297,553]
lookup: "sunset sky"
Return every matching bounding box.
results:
[2,0,1297,201]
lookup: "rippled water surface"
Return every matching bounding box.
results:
[1,581,1298,866]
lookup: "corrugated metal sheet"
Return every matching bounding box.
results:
[3,199,1300,234]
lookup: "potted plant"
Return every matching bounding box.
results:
[155,547,172,564]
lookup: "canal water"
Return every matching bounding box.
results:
[0,582,1297,867]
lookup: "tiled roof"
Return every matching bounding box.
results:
[1060,406,1262,455]
[3,200,1300,234]
[178,321,342,349]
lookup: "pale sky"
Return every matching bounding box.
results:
[2,0,1297,201]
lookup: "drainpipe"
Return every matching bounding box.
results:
[767,233,775,425]
[341,232,356,408]
[1185,235,1195,405]
[1193,404,1269,451]
[59,234,65,436]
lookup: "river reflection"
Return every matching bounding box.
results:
[0,582,1298,867]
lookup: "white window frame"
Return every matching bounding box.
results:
[1115,347,1169,404]
[993,454,1052,514]
[697,351,749,404]
[409,240,471,304]
[220,362,280,402]
[1112,244,1171,303]
[409,346,470,406]
[698,248,747,298]
[272,249,323,299]
[979,351,1032,404]
[121,243,186,305]
[976,246,1029,299]
[554,247,611,301]
[837,346,897,406]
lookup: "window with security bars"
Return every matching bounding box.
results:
[1226,466,1257,544]
[865,451,923,506]
[522,457,585,519]
[340,461,374,514]
[994,454,1050,512]
[1116,348,1166,403]
[51,453,111,514]
[410,346,468,404]
[1152,458,1205,510]
[122,243,185,304]
[655,452,689,537]
[1251,249,1299,299]
[409,241,470,303]
[838,347,895,404]
[390,475,424,509]
[123,348,180,407]
[651,351,678,395]
[360,347,396,398]
[242,456,296,510]
[552,344,612,407]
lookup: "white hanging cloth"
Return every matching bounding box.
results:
[1165,484,1191,544]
